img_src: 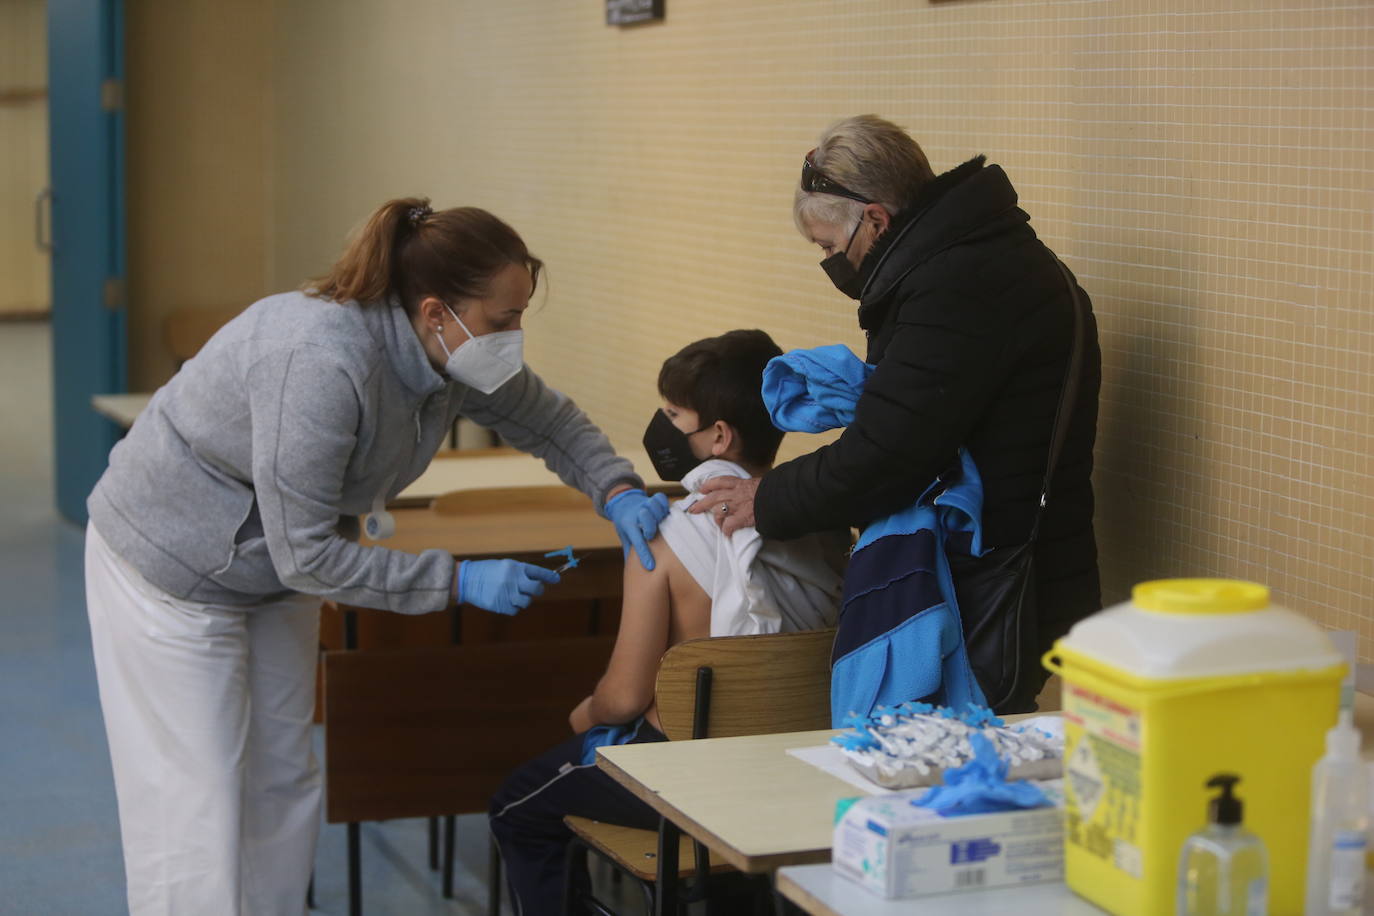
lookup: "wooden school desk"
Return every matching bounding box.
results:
[595,713,1054,874]
[598,729,849,875]
[369,500,621,559]
[338,482,629,648]
[598,729,849,914]
[339,448,676,645]
[393,446,661,507]
[768,695,1374,916]
[91,392,151,429]
[597,714,1055,915]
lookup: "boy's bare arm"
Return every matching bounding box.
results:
[575,536,676,728]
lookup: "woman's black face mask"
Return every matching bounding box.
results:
[642,409,708,482]
[820,217,867,300]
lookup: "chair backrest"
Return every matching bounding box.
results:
[1034,674,1062,712]
[323,636,613,823]
[653,628,834,742]
[163,305,242,365]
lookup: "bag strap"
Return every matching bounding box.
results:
[1028,258,1087,540]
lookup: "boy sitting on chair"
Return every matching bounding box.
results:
[489,329,848,915]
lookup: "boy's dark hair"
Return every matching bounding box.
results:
[657,329,785,468]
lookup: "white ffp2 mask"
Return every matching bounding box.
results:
[438,307,524,394]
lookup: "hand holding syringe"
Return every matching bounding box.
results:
[544,546,581,574]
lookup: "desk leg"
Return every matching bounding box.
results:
[347,822,362,916]
[772,882,804,916]
[655,817,680,916]
[442,815,456,898]
[488,835,503,916]
[344,609,358,650]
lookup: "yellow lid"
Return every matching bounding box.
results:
[1132,578,1269,615]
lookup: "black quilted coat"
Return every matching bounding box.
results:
[755,156,1103,703]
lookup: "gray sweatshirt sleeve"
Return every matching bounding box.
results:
[248,346,456,613]
[458,365,643,510]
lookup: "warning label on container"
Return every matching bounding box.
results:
[1063,684,1143,871]
[1066,739,1103,819]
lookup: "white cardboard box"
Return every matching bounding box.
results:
[832,780,1065,899]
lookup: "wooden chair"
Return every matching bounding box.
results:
[652,628,834,741]
[560,817,725,915]
[555,628,835,916]
[322,636,615,916]
[1034,674,1063,712]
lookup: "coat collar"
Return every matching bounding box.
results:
[856,156,1022,330]
[363,295,448,398]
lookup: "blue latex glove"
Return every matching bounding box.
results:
[456,559,561,616]
[914,733,1052,816]
[604,489,670,571]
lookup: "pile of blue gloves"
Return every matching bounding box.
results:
[915,732,1052,816]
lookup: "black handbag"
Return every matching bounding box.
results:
[950,258,1086,713]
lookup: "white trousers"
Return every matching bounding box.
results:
[85,524,322,916]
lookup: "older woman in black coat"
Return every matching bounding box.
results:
[695,115,1102,711]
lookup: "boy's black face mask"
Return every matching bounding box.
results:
[642,410,707,482]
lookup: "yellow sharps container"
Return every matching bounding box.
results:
[1043,579,1344,916]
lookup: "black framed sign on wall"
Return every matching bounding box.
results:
[606,0,664,26]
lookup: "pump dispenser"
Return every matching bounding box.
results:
[1304,708,1368,914]
[1207,775,1243,828]
[1177,774,1269,916]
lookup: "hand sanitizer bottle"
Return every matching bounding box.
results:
[1305,708,1368,915]
[1305,630,1367,915]
[1178,773,1268,916]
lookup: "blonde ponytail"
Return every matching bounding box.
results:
[308,198,540,312]
[311,198,427,304]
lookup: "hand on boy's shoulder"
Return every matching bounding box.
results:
[689,475,760,536]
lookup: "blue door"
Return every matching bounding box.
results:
[47,0,126,523]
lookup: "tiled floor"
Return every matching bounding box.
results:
[0,322,566,915]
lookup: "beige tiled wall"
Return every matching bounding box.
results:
[125,0,274,389]
[266,1,1374,652]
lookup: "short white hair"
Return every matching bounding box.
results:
[793,114,936,236]
[792,191,865,238]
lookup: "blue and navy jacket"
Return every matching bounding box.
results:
[762,346,987,725]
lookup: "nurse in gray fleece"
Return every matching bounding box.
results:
[83,198,668,915]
